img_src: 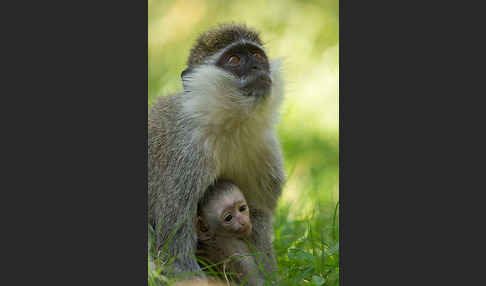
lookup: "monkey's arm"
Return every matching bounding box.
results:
[152,155,215,278]
[240,67,285,283]
[247,208,278,281]
[148,95,218,279]
[248,143,285,281]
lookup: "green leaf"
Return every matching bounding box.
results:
[312,275,326,286]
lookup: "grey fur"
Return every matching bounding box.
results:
[148,24,285,282]
[198,235,263,286]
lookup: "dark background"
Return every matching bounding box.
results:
[2,0,484,285]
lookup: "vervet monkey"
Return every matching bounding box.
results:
[148,23,285,280]
[196,180,263,286]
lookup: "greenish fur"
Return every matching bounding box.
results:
[187,23,263,67]
[149,24,285,283]
[148,0,340,283]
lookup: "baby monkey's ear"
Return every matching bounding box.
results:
[196,216,208,232]
[196,216,212,241]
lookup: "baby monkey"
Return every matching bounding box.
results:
[196,180,264,286]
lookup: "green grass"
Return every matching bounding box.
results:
[149,201,339,286]
[148,0,339,284]
[148,127,339,286]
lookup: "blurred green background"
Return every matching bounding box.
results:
[149,0,339,284]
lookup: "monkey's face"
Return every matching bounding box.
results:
[181,26,283,119]
[181,42,274,100]
[214,43,272,98]
[199,192,252,239]
[217,198,252,238]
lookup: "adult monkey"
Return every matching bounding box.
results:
[148,23,285,281]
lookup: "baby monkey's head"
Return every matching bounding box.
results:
[197,180,252,240]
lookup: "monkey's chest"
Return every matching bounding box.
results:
[212,141,268,207]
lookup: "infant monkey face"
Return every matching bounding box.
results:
[221,200,252,238]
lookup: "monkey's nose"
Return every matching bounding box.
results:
[240,221,251,232]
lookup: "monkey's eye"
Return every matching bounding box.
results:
[224,214,233,222]
[239,205,247,212]
[228,55,240,65]
[253,52,264,62]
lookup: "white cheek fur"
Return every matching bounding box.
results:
[181,59,285,202]
[181,59,284,131]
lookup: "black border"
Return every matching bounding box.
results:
[5,0,482,284]
[5,1,148,285]
[340,1,485,285]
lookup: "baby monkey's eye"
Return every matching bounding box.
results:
[228,55,240,64]
[239,205,247,212]
[224,214,233,222]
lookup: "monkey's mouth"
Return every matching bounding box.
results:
[238,224,252,237]
[239,73,272,97]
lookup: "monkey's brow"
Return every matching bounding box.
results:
[223,200,246,211]
[223,40,265,54]
[234,200,245,205]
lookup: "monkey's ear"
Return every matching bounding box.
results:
[181,67,193,91]
[196,216,208,232]
[196,216,212,241]
[181,67,193,79]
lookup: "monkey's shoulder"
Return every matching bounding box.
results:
[149,93,184,119]
[196,239,225,261]
[148,93,189,141]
